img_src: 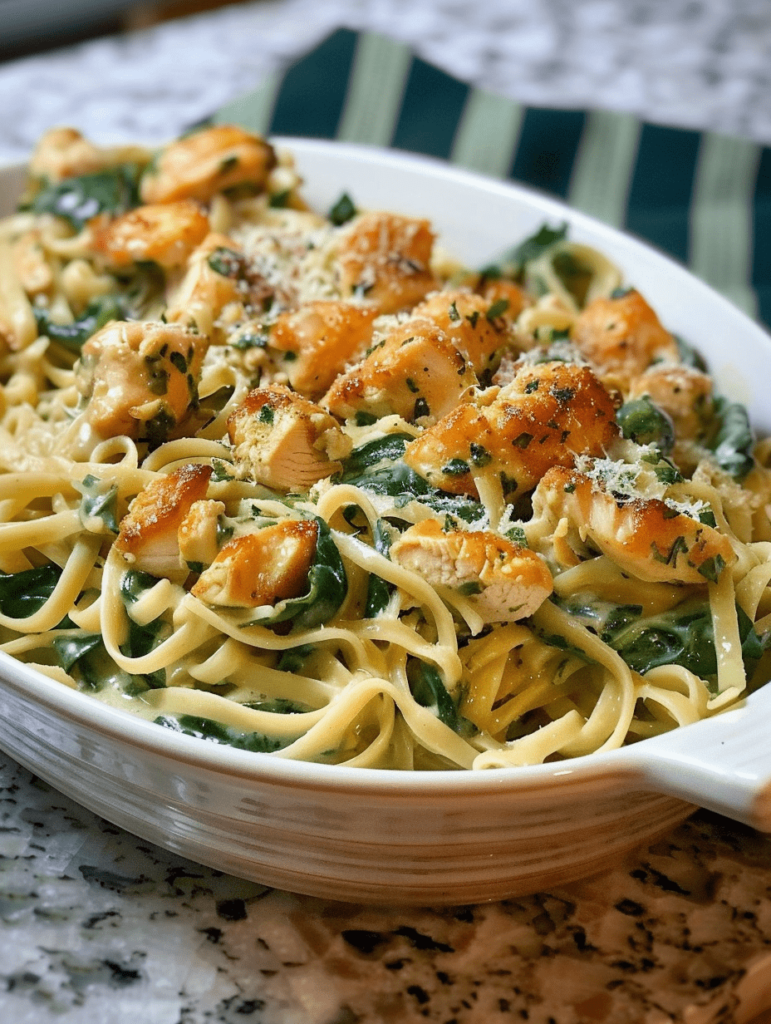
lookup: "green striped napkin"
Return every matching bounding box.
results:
[213,27,771,330]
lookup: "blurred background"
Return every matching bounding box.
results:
[3,0,771,160]
[0,0,236,61]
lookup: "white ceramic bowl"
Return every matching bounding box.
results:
[1,140,770,905]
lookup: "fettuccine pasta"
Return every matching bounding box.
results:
[0,123,769,770]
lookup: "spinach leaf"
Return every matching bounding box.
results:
[341,436,481,524]
[415,491,485,524]
[27,164,142,230]
[230,330,269,351]
[55,608,181,695]
[328,192,357,226]
[674,334,708,372]
[242,697,310,714]
[482,222,569,278]
[348,461,431,498]
[407,660,475,736]
[549,249,594,308]
[120,617,170,690]
[268,190,291,209]
[737,604,767,684]
[118,569,170,688]
[365,519,394,618]
[613,604,718,680]
[340,434,485,522]
[153,714,290,752]
[339,433,415,479]
[617,396,675,454]
[0,563,62,619]
[340,434,432,498]
[560,594,764,689]
[120,568,163,605]
[707,396,754,480]
[78,474,119,534]
[52,631,105,690]
[277,644,316,674]
[207,247,246,278]
[34,294,127,351]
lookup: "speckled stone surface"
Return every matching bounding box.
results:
[2,2,771,1020]
[2,753,771,1024]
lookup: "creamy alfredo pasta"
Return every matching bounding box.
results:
[0,124,769,770]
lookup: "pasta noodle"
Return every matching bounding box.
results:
[0,123,769,771]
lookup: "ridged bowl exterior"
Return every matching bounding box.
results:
[0,651,694,903]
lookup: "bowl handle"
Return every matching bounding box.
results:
[628,702,771,831]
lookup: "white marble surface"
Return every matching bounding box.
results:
[2,2,771,1021]
[2,0,771,168]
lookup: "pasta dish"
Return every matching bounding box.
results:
[0,124,769,770]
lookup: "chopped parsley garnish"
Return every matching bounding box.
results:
[486,297,509,321]
[442,458,470,476]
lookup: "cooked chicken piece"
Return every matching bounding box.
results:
[165,232,272,338]
[12,230,53,296]
[192,519,318,608]
[572,289,679,388]
[531,465,736,584]
[412,290,512,376]
[116,463,212,581]
[628,364,713,444]
[337,212,437,313]
[476,278,530,325]
[93,200,209,270]
[28,127,150,184]
[323,318,478,424]
[404,361,618,498]
[270,300,377,399]
[391,519,553,623]
[228,384,351,492]
[140,125,276,205]
[178,498,226,570]
[77,320,208,442]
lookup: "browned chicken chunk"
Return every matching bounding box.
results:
[140,125,276,205]
[628,364,713,444]
[166,232,273,338]
[178,499,226,570]
[531,465,736,584]
[337,212,437,313]
[192,519,318,608]
[28,127,150,184]
[77,320,208,442]
[412,290,513,376]
[404,361,618,498]
[391,519,553,623]
[12,230,53,296]
[323,318,478,424]
[572,289,679,387]
[270,300,377,399]
[116,463,212,581]
[93,200,210,270]
[228,384,351,492]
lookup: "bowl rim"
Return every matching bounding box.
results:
[1,136,770,796]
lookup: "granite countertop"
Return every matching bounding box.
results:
[2,2,771,1021]
[2,754,771,1024]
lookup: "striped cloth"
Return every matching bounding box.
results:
[213,27,771,330]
